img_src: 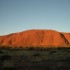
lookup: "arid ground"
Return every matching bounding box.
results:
[0,47,70,70]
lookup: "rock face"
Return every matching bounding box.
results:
[0,29,70,47]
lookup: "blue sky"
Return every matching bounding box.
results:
[0,0,70,35]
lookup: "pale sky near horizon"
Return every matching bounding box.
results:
[0,0,70,35]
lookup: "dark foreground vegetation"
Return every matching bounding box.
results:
[0,46,70,70]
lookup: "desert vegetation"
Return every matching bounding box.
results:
[0,46,70,70]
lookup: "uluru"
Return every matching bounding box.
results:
[0,29,70,48]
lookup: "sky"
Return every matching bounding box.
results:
[0,0,70,35]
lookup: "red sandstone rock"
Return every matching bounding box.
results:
[0,29,70,47]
